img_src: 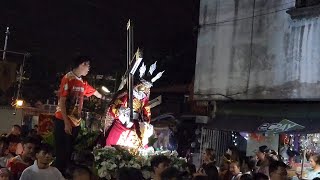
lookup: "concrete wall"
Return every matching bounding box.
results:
[194,0,320,100]
[0,107,23,134]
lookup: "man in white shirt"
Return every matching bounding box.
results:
[19,143,65,180]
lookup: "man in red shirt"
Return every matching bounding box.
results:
[54,55,105,175]
[7,137,37,179]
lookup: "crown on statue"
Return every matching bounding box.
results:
[138,61,164,88]
[117,61,165,91]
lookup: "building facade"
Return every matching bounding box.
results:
[194,0,320,100]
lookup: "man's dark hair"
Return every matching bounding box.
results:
[311,154,320,165]
[117,167,143,180]
[21,136,38,145]
[253,173,269,180]
[258,145,270,154]
[246,157,256,171]
[313,178,320,180]
[7,134,21,143]
[161,167,182,180]
[72,165,92,178]
[193,176,209,180]
[151,155,171,169]
[72,55,91,69]
[13,125,21,131]
[187,163,196,174]
[0,137,8,148]
[269,160,288,176]
[240,174,253,180]
[35,143,53,154]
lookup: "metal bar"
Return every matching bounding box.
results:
[129,22,134,123]
[201,128,204,165]
[210,129,216,150]
[2,27,9,61]
[200,127,204,166]
[126,20,134,124]
[301,149,306,177]
[210,129,212,149]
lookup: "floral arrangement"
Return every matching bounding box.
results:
[74,127,100,152]
[93,146,188,179]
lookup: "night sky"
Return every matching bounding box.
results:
[0,0,199,102]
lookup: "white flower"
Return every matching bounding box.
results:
[161,150,171,157]
[95,155,100,161]
[105,146,116,150]
[171,151,178,157]
[142,170,151,179]
[146,147,155,154]
[98,168,108,178]
[131,163,141,169]
[105,174,112,180]
[119,161,126,168]
[116,155,122,160]
[179,157,187,162]
[109,163,117,170]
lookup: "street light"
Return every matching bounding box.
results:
[12,99,24,108]
[16,100,24,107]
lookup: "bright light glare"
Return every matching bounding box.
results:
[102,86,110,93]
[16,100,24,107]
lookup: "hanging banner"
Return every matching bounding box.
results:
[246,133,279,156]
[0,61,16,92]
[258,119,305,133]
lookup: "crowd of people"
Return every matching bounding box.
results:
[2,124,320,180]
[0,124,93,180]
[189,145,320,180]
[0,123,288,180]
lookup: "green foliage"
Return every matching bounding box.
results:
[74,125,100,152]
[42,131,55,148]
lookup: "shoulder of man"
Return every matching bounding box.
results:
[7,156,20,165]
[49,166,64,178]
[64,72,77,80]
[19,166,34,179]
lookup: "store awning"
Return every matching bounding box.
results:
[205,101,320,133]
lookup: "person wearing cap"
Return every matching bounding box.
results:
[19,143,64,180]
[0,168,10,180]
[256,145,271,177]
[54,55,105,175]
